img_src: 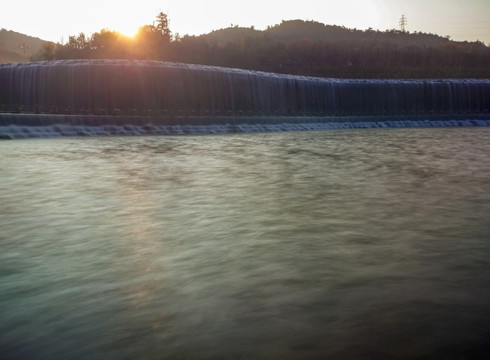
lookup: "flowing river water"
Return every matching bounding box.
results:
[1,128,490,359]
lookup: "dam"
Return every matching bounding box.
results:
[0,59,489,138]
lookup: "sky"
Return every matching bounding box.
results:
[2,0,490,45]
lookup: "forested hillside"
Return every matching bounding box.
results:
[0,29,47,63]
[186,20,489,78]
[6,17,490,78]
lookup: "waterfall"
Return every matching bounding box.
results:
[1,59,489,138]
[1,59,489,116]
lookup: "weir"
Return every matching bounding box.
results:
[1,59,489,138]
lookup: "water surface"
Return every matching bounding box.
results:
[1,128,489,359]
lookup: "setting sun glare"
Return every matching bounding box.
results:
[117,26,140,39]
[1,0,489,44]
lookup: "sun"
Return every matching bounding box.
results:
[117,26,139,39]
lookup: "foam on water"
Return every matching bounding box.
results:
[1,114,490,139]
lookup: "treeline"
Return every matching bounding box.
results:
[34,16,490,78]
[37,13,172,61]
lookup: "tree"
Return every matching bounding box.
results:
[133,12,172,59]
[156,12,172,43]
[91,29,118,51]
[38,42,56,60]
[67,33,89,50]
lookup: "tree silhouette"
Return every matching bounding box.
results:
[33,16,490,78]
[156,12,171,43]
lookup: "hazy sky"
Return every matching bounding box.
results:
[2,0,490,44]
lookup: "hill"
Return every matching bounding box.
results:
[0,29,47,63]
[190,20,489,78]
[202,20,454,48]
[8,19,490,78]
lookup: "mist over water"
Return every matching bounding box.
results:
[1,128,490,359]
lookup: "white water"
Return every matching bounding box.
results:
[1,117,490,139]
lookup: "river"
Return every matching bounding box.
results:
[1,128,489,359]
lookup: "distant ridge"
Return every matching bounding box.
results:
[2,20,489,78]
[193,20,489,78]
[203,19,455,48]
[0,29,47,63]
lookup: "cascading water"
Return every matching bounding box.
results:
[0,59,489,138]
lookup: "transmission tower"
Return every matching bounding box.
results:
[20,42,30,55]
[399,15,407,32]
